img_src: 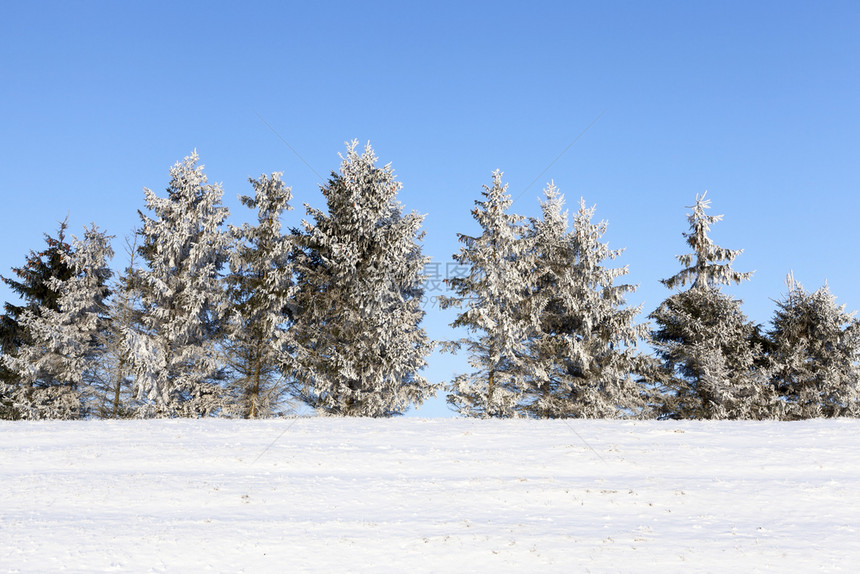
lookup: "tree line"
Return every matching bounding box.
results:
[1,142,858,420]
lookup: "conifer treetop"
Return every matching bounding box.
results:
[662,192,753,291]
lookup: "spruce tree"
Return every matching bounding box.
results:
[650,192,772,419]
[3,225,113,419]
[290,141,434,416]
[523,186,648,418]
[768,275,860,418]
[130,152,230,417]
[223,172,296,418]
[439,170,533,418]
[0,220,75,419]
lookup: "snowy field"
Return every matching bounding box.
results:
[2,418,859,572]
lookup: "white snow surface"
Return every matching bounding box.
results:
[2,418,859,572]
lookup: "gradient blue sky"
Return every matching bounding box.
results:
[2,1,858,416]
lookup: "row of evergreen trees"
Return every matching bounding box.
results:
[441,175,860,420]
[0,143,434,420]
[1,142,858,419]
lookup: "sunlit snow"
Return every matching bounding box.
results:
[2,419,858,571]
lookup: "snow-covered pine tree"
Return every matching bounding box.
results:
[131,152,230,418]
[650,192,773,419]
[522,185,648,418]
[223,172,296,418]
[439,170,533,418]
[768,274,860,418]
[2,225,114,420]
[0,220,75,419]
[290,141,434,416]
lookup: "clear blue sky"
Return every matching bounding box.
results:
[2,1,858,417]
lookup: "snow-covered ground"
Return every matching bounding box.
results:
[2,418,858,572]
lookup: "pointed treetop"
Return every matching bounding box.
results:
[662,191,753,291]
[536,181,568,236]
